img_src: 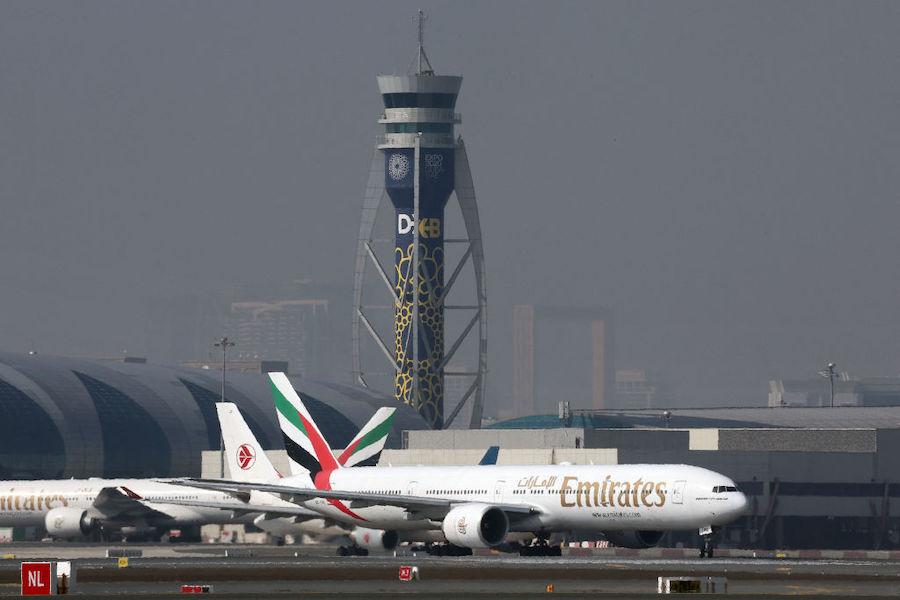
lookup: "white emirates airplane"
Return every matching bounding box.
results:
[0,404,395,541]
[175,373,749,557]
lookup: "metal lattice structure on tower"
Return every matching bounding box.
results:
[352,14,487,429]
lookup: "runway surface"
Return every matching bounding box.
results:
[2,543,900,597]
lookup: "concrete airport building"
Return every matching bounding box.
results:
[0,351,427,481]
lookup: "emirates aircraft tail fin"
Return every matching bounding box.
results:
[268,372,340,476]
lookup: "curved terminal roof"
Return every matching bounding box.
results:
[0,351,426,480]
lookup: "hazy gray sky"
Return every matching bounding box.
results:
[1,1,898,409]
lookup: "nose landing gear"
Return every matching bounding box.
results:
[698,526,719,558]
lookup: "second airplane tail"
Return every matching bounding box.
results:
[336,407,396,468]
[216,402,281,482]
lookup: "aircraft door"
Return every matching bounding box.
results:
[673,480,686,505]
[493,480,505,503]
[407,481,419,496]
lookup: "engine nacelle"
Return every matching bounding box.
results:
[349,527,399,551]
[441,503,508,549]
[44,507,96,538]
[603,530,665,549]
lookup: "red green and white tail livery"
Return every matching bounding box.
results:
[270,372,339,477]
[177,374,749,551]
[269,373,395,475]
[336,407,395,468]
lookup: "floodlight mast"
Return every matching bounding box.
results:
[213,336,235,475]
[818,362,838,408]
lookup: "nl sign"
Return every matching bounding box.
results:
[21,562,55,596]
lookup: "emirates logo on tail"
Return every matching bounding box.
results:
[237,444,256,470]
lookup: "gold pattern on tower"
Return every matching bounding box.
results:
[394,241,445,426]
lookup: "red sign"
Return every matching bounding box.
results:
[21,562,53,596]
[398,565,413,581]
[237,444,256,470]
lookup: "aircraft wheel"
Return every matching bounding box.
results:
[338,546,349,557]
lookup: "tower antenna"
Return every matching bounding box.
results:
[410,9,434,75]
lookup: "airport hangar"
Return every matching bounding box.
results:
[0,350,428,481]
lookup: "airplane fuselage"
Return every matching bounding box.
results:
[294,463,747,534]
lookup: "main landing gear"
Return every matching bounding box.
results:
[425,543,472,557]
[337,545,369,556]
[698,526,719,558]
[519,537,562,557]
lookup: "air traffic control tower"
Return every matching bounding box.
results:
[353,15,487,429]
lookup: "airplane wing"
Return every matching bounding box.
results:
[166,478,540,519]
[142,497,324,520]
[89,486,174,522]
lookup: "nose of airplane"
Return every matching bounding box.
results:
[734,492,749,515]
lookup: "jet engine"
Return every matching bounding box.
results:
[603,530,665,549]
[349,527,399,551]
[440,503,508,548]
[44,507,96,538]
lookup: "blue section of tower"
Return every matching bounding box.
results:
[383,145,454,428]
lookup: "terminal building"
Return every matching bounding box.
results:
[0,351,427,481]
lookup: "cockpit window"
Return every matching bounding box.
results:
[713,485,739,493]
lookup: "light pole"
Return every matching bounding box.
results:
[818,362,838,408]
[213,336,235,476]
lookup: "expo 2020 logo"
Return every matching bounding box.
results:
[388,154,410,181]
[423,153,444,178]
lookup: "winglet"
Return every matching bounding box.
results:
[268,372,339,476]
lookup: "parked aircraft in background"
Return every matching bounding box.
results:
[0,402,395,542]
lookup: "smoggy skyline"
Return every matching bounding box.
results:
[2,1,899,411]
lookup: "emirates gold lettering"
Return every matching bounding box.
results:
[576,480,600,508]
[560,476,577,508]
[600,476,611,507]
[655,482,667,507]
[641,481,655,507]
[631,478,643,507]
[557,477,670,509]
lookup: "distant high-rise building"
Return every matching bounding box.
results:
[227,299,327,377]
[511,305,615,418]
[224,279,349,381]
